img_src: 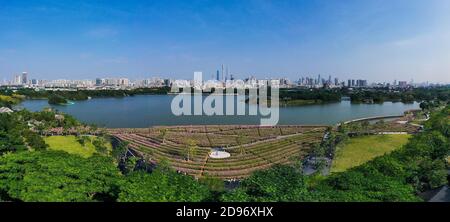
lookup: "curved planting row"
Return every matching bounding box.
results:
[112,126,325,179]
[115,134,207,164]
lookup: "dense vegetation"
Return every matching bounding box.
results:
[279,88,342,103]
[48,94,68,104]
[0,150,213,202]
[245,86,449,106]
[0,112,47,154]
[18,109,80,130]
[246,88,342,106]
[0,109,83,156]
[118,164,211,202]
[0,94,24,107]
[0,87,170,105]
[0,151,121,201]
[346,86,450,104]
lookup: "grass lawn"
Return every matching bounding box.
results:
[44,135,112,158]
[331,134,411,173]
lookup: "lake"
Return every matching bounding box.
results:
[17,95,420,128]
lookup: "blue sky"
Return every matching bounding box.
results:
[0,0,449,82]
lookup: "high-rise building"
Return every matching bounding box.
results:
[164,79,172,87]
[225,66,229,81]
[193,71,203,89]
[14,74,22,85]
[22,72,28,84]
[398,81,407,87]
[95,78,103,86]
[356,79,367,87]
[216,70,220,81]
[221,64,224,81]
[118,78,129,86]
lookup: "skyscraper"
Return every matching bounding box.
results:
[216,70,220,81]
[95,78,103,86]
[225,66,229,81]
[22,72,28,84]
[14,75,22,85]
[221,64,224,81]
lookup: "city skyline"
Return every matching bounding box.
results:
[1,0,450,83]
[3,70,439,90]
[2,68,444,86]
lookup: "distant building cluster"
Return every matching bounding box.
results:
[297,74,372,89]
[0,68,444,91]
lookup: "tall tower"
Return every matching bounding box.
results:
[15,75,22,85]
[225,66,229,81]
[216,70,220,81]
[22,72,28,84]
[221,64,224,81]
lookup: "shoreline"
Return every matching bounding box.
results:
[342,115,404,124]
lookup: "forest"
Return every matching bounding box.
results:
[346,87,450,103]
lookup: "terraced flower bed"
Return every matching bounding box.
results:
[111,125,326,179]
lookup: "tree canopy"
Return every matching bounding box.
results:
[118,165,211,202]
[0,151,122,202]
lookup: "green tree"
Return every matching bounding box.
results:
[236,134,246,155]
[118,167,210,202]
[199,174,225,193]
[0,151,122,202]
[92,137,109,155]
[221,165,310,202]
[159,128,168,144]
[124,156,139,174]
[112,141,129,161]
[48,95,68,105]
[185,139,198,162]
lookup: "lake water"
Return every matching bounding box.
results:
[17,95,420,128]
